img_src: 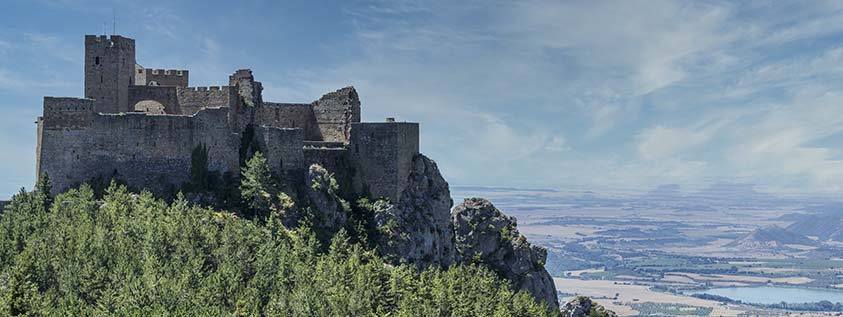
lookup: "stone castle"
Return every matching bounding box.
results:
[36,34,419,201]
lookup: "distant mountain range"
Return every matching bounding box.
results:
[787,214,843,242]
[727,226,817,250]
[452,184,843,219]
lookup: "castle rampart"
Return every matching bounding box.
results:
[177,86,236,116]
[144,68,189,87]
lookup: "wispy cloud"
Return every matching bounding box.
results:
[6,0,843,196]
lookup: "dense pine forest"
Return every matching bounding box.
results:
[0,180,555,316]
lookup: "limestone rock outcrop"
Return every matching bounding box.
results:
[561,296,617,317]
[305,164,348,233]
[451,198,559,311]
[374,154,455,268]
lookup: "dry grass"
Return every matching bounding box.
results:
[554,278,748,316]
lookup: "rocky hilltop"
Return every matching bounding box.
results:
[292,154,560,310]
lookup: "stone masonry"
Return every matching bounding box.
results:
[36,34,418,202]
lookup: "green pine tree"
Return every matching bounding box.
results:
[240,151,277,217]
[36,172,52,208]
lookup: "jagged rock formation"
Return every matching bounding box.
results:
[304,164,349,234]
[298,157,558,311]
[373,154,455,268]
[561,297,617,317]
[451,198,559,311]
[727,225,817,250]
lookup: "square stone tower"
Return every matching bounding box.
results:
[84,35,136,113]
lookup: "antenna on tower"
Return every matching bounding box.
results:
[103,22,107,36]
[112,7,116,35]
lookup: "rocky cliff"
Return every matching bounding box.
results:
[452,198,559,311]
[297,154,560,311]
[372,154,456,268]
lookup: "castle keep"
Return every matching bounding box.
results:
[36,35,419,201]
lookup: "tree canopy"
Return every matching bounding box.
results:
[0,182,555,316]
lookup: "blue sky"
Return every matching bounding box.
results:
[4,0,843,198]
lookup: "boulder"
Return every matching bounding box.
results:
[561,296,616,317]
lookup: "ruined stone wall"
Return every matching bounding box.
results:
[145,69,189,87]
[128,86,180,114]
[349,122,419,201]
[177,86,235,116]
[256,103,321,140]
[38,106,240,194]
[312,87,361,143]
[254,127,304,176]
[84,35,136,113]
[229,69,262,108]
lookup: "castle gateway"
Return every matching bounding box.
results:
[36,35,418,201]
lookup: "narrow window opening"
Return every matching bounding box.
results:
[95,56,100,65]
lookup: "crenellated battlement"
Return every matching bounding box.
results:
[84,35,135,49]
[182,86,227,91]
[149,69,187,76]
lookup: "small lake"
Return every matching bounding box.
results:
[689,286,843,304]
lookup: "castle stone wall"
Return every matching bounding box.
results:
[349,122,419,201]
[41,97,95,129]
[38,107,240,194]
[128,86,179,114]
[257,103,321,140]
[255,127,304,176]
[177,86,235,116]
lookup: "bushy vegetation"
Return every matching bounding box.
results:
[0,180,555,316]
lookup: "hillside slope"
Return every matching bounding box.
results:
[727,225,817,250]
[788,214,843,242]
